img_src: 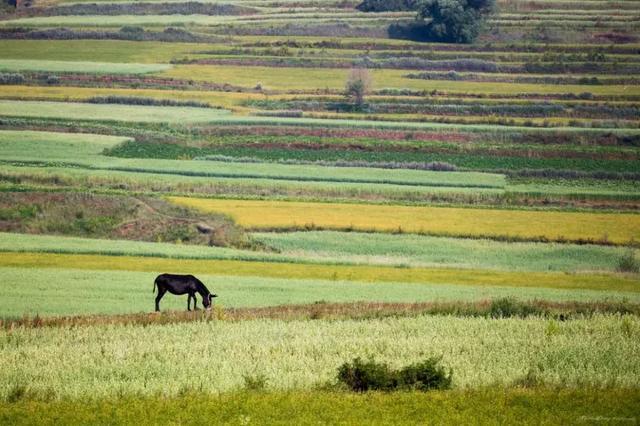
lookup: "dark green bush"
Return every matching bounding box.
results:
[397,358,453,391]
[337,358,396,391]
[242,374,268,391]
[617,249,640,273]
[86,96,210,108]
[0,73,24,85]
[489,298,543,318]
[337,357,452,392]
[356,0,417,11]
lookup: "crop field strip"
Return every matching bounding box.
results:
[1,128,638,208]
[1,251,637,293]
[0,129,510,191]
[3,266,638,318]
[0,315,638,398]
[4,86,640,129]
[0,231,633,272]
[168,197,640,244]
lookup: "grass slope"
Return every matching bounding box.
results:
[0,40,203,63]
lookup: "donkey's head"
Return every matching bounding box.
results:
[203,293,218,310]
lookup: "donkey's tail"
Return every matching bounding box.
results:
[153,277,157,293]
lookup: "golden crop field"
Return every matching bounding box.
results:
[168,197,640,244]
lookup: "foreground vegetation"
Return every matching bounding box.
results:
[2,387,638,426]
[0,315,638,400]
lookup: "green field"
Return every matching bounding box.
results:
[5,266,639,317]
[252,231,634,272]
[0,59,170,74]
[0,39,202,63]
[0,129,509,190]
[0,101,230,123]
[2,388,638,426]
[159,64,640,95]
[0,231,632,272]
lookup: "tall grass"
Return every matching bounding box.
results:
[0,315,637,400]
[5,299,639,329]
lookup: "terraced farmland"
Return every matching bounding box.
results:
[169,197,640,243]
[0,0,639,422]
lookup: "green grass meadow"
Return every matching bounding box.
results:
[2,266,639,317]
[0,101,231,123]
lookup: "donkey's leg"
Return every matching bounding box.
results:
[193,294,199,310]
[187,293,193,311]
[155,288,167,312]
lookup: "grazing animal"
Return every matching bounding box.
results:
[153,273,217,312]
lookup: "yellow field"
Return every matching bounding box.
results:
[168,197,640,244]
[157,65,640,95]
[0,85,266,113]
[1,252,638,292]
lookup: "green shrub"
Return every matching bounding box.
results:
[0,73,24,85]
[6,384,27,403]
[616,249,640,273]
[397,357,453,391]
[337,357,452,392]
[337,357,395,392]
[489,298,543,318]
[242,374,268,391]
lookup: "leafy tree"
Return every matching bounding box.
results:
[417,0,494,43]
[356,0,417,12]
[345,68,372,110]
